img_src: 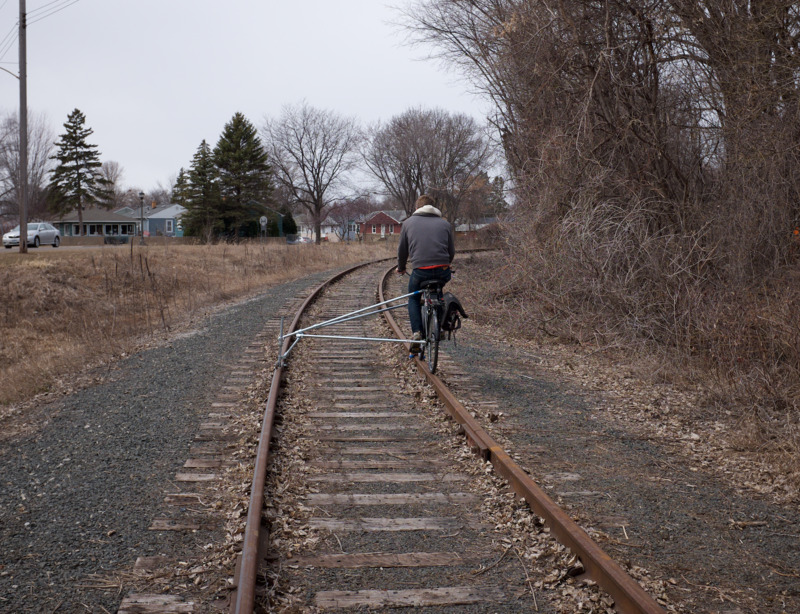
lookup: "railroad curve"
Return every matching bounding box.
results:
[230,261,666,613]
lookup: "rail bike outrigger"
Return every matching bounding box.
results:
[277,284,466,374]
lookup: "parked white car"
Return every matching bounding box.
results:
[3,223,61,248]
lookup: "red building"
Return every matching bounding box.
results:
[359,210,407,238]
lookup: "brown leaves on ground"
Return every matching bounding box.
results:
[453,252,800,507]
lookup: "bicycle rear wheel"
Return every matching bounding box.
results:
[425,308,439,373]
[418,304,428,360]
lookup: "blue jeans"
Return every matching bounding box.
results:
[408,267,451,333]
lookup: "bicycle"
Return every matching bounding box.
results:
[418,279,445,373]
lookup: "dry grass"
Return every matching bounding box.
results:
[456,249,800,460]
[0,241,394,410]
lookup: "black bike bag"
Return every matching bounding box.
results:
[441,292,469,332]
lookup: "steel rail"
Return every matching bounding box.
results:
[231,260,378,614]
[379,265,666,614]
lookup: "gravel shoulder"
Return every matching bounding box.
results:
[5,259,798,614]
[0,271,333,614]
[384,259,800,614]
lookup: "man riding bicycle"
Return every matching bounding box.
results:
[396,194,455,354]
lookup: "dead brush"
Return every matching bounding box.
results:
[0,241,393,411]
[458,201,800,461]
[700,272,800,454]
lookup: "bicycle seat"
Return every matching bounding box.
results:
[419,280,445,290]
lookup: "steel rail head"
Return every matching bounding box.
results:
[378,264,666,614]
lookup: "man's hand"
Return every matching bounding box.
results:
[396,267,406,275]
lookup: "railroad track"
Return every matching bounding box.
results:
[231,261,667,613]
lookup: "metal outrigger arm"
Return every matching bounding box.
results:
[277,290,423,366]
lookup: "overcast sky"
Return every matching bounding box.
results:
[0,0,489,193]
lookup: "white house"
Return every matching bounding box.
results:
[294,214,339,242]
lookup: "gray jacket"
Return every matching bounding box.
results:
[397,205,455,271]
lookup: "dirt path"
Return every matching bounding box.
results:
[384,266,800,614]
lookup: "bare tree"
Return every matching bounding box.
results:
[364,111,428,216]
[407,0,800,270]
[0,110,55,219]
[405,0,800,421]
[262,102,362,244]
[118,188,143,211]
[327,195,378,240]
[147,182,173,208]
[365,107,494,223]
[100,161,126,209]
[457,171,497,228]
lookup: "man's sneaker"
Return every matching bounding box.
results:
[409,331,423,356]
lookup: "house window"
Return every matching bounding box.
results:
[166,220,173,233]
[371,225,376,234]
[73,224,80,236]
[389,225,394,235]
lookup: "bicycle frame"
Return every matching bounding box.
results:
[421,288,443,326]
[419,283,445,373]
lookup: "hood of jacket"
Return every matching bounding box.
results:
[413,204,443,217]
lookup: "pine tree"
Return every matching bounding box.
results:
[172,168,190,208]
[183,140,222,240]
[48,109,111,234]
[488,176,508,217]
[279,205,297,236]
[213,112,272,237]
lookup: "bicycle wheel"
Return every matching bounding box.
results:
[425,308,439,373]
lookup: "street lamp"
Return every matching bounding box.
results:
[138,191,145,245]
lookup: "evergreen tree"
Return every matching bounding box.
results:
[172,167,190,208]
[265,205,297,237]
[183,140,222,240]
[488,176,508,217]
[280,205,297,235]
[213,112,272,237]
[48,109,111,234]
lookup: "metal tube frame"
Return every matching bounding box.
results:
[278,290,423,365]
[288,290,419,337]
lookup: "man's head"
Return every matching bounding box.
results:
[415,194,436,210]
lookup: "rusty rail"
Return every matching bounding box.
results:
[231,261,377,614]
[379,265,666,614]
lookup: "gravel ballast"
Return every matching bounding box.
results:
[0,272,332,614]
[386,262,800,614]
[6,257,798,613]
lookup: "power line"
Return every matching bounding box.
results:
[0,26,17,63]
[0,22,16,49]
[28,0,71,16]
[0,0,82,63]
[28,0,80,26]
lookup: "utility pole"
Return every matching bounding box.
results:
[18,0,28,254]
